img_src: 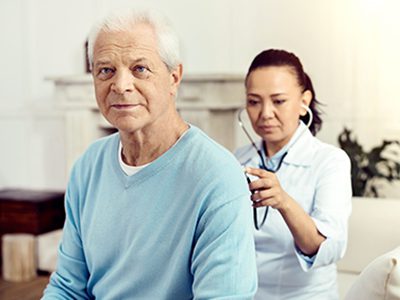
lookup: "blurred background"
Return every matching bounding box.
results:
[1,0,399,196]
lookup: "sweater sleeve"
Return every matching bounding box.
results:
[295,148,352,271]
[191,178,258,299]
[41,164,91,299]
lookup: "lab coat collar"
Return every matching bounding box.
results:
[239,122,316,168]
[283,122,316,167]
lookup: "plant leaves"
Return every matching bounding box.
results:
[338,128,400,198]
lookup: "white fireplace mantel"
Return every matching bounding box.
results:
[48,73,246,175]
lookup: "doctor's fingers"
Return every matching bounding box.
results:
[251,187,279,203]
[252,196,279,208]
[245,166,273,178]
[248,178,275,191]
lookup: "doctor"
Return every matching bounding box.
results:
[235,49,352,300]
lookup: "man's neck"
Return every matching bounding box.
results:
[119,117,188,166]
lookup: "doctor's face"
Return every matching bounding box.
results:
[245,66,308,152]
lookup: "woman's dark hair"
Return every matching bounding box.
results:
[245,49,323,135]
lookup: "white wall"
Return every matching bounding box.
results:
[1,0,399,194]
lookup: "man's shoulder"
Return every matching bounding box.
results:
[86,132,117,154]
[74,133,118,168]
[187,126,241,168]
[234,143,257,163]
[183,127,247,190]
[182,127,249,207]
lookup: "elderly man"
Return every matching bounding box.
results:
[42,10,257,299]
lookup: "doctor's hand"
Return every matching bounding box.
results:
[245,166,290,210]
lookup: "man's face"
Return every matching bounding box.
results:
[92,23,182,134]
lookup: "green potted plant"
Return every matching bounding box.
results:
[338,128,400,197]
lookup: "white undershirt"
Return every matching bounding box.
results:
[118,142,150,176]
[118,129,189,176]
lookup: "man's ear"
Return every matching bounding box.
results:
[170,64,183,96]
[300,90,312,116]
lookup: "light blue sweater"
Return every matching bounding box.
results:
[42,126,257,299]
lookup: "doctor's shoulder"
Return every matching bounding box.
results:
[312,138,351,170]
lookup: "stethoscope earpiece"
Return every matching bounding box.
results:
[300,104,313,128]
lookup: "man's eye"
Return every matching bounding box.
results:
[132,65,151,77]
[101,68,113,74]
[97,68,114,77]
[96,67,114,80]
[135,66,147,73]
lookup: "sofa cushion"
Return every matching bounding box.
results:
[344,246,400,300]
[337,197,400,274]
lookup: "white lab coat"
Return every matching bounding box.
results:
[235,122,352,300]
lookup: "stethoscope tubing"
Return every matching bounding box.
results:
[238,106,313,229]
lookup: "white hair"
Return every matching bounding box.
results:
[87,10,181,72]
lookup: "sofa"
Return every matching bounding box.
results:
[337,197,400,299]
[37,197,400,299]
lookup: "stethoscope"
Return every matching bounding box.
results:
[237,105,313,230]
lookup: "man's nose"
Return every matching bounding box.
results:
[111,70,134,94]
